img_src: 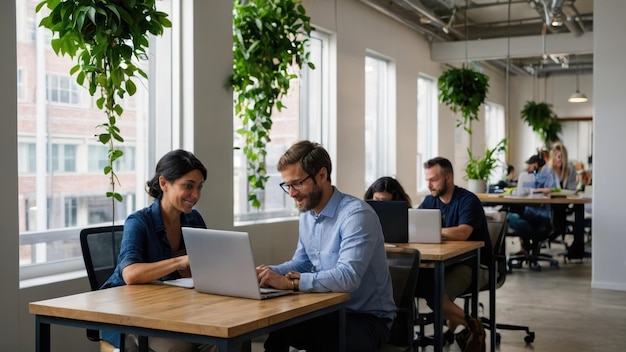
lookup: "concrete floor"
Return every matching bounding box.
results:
[252,240,626,351]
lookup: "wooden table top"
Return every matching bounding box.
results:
[29,284,350,338]
[388,241,484,261]
[477,193,592,205]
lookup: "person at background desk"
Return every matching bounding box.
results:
[416,157,491,350]
[364,176,413,207]
[495,164,517,190]
[101,149,215,352]
[507,153,558,270]
[548,142,577,241]
[257,140,396,352]
[549,142,577,190]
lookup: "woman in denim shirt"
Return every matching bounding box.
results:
[102,149,215,352]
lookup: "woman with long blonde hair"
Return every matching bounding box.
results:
[550,142,577,190]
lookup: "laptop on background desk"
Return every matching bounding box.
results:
[182,227,293,300]
[408,209,442,243]
[366,200,409,243]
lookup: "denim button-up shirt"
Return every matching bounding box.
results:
[101,199,207,289]
[270,187,396,323]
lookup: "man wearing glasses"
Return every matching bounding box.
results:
[257,140,396,352]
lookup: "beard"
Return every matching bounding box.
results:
[430,182,448,198]
[297,183,323,212]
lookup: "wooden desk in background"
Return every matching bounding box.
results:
[30,284,350,352]
[391,240,484,352]
[477,193,592,260]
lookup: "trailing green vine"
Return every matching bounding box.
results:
[438,65,490,134]
[36,0,171,205]
[232,0,314,208]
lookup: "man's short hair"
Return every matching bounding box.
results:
[277,140,332,181]
[525,154,546,168]
[424,157,454,176]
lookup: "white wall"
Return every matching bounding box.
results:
[591,0,626,291]
[508,72,593,168]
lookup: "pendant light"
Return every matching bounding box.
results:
[568,60,588,103]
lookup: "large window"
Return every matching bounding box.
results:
[417,74,439,192]
[49,144,76,172]
[46,73,81,105]
[17,0,174,280]
[364,54,396,187]
[233,30,333,223]
[484,101,506,185]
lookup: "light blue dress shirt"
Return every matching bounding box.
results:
[524,167,559,219]
[270,187,396,322]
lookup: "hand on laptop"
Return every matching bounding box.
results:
[257,265,296,290]
[176,255,191,277]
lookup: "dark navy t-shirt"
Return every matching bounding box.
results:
[418,186,492,265]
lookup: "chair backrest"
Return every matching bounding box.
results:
[79,225,124,291]
[385,247,421,347]
[486,214,508,289]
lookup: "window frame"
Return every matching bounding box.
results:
[233,29,334,225]
[364,52,397,187]
[17,0,176,282]
[416,73,439,193]
[484,101,506,185]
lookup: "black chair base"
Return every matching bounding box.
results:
[481,317,536,345]
[507,251,559,272]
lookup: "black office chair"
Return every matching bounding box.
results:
[505,206,559,272]
[80,225,148,352]
[461,212,535,347]
[379,247,421,352]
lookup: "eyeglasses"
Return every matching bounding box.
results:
[279,175,312,193]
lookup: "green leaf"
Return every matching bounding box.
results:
[125,79,137,96]
[99,133,111,144]
[113,104,124,116]
[106,191,123,202]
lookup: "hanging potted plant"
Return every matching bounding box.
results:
[520,101,562,148]
[438,65,490,134]
[36,0,171,210]
[232,0,314,208]
[464,138,508,193]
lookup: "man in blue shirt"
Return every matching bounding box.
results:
[417,157,490,350]
[257,140,396,352]
[507,153,558,269]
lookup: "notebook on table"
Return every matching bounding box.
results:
[408,209,442,243]
[181,227,293,300]
[366,200,409,243]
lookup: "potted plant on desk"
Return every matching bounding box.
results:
[464,138,508,193]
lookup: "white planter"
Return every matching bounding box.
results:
[467,179,487,194]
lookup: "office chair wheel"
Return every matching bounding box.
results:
[495,332,501,345]
[529,262,541,271]
[524,331,535,344]
[550,261,559,268]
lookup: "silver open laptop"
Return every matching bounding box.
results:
[408,209,442,243]
[181,227,293,299]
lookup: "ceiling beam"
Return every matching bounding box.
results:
[431,31,593,62]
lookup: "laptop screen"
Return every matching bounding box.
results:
[366,200,409,243]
